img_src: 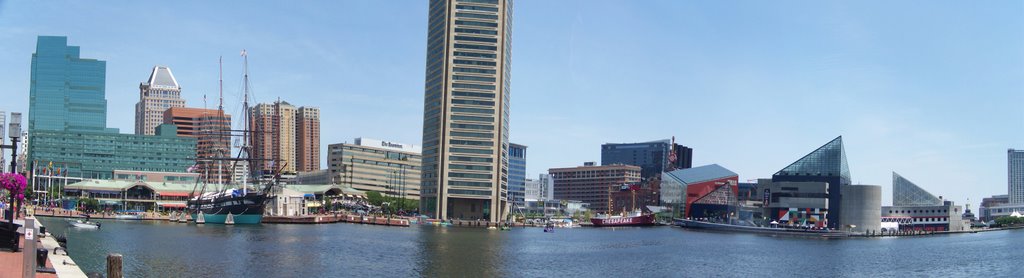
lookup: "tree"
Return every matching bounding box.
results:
[994,216,1024,227]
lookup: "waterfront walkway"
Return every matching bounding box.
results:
[0,215,87,278]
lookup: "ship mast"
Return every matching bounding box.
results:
[241,50,250,196]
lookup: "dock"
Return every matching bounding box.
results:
[262,214,411,227]
[1,217,88,278]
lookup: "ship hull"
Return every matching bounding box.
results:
[590,214,656,227]
[188,193,266,224]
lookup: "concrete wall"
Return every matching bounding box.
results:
[841,184,881,233]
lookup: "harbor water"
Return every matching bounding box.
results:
[38,217,1022,277]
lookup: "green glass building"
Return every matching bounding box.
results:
[27,36,196,179]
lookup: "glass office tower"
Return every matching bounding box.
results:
[29,36,111,133]
[508,143,526,210]
[27,36,195,179]
[420,0,514,222]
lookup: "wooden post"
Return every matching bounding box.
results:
[107,253,123,278]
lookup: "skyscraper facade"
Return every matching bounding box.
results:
[420,0,514,222]
[163,107,232,183]
[296,106,321,172]
[251,101,319,175]
[1009,149,1024,204]
[252,101,296,174]
[602,139,693,179]
[509,143,526,209]
[26,36,196,178]
[135,66,185,135]
[29,36,110,133]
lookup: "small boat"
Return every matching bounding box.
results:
[114,214,143,220]
[68,219,101,229]
[543,222,555,233]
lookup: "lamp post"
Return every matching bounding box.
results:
[2,113,22,222]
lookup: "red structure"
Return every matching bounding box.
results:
[685,176,739,218]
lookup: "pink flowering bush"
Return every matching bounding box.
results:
[0,173,27,200]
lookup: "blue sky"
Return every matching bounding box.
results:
[0,1,1021,207]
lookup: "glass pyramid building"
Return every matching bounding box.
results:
[773,136,851,184]
[771,136,852,228]
[892,172,942,206]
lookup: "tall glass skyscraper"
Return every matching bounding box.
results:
[27,36,195,179]
[1009,149,1024,204]
[29,36,111,133]
[508,143,526,210]
[420,0,513,223]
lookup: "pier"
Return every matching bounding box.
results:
[1,217,88,278]
[262,214,410,227]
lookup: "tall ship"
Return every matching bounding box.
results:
[187,52,276,225]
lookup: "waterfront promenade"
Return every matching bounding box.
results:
[0,215,87,278]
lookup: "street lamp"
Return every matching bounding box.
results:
[2,112,22,222]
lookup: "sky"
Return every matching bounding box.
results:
[0,1,1022,207]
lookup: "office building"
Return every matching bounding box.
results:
[892,172,942,206]
[1010,149,1024,204]
[419,0,514,222]
[509,143,527,209]
[602,139,693,179]
[328,138,422,200]
[163,107,231,183]
[524,178,539,200]
[537,173,552,201]
[771,136,850,229]
[661,164,739,218]
[979,194,1009,222]
[28,36,111,133]
[251,101,319,175]
[296,107,320,172]
[30,125,195,179]
[550,164,641,213]
[135,66,185,135]
[26,36,196,179]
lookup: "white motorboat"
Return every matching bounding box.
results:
[68,219,101,229]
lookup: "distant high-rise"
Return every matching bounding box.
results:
[296,106,320,172]
[163,107,231,183]
[251,101,319,175]
[1009,149,1024,204]
[136,66,185,135]
[509,143,527,209]
[602,139,692,179]
[29,36,109,133]
[420,0,514,223]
